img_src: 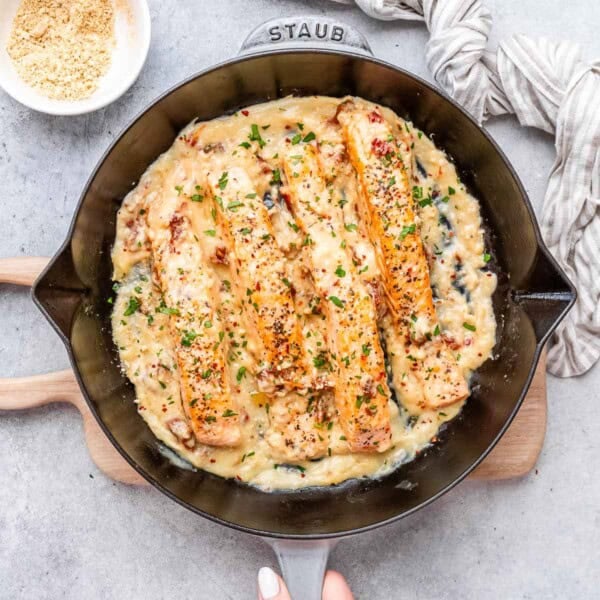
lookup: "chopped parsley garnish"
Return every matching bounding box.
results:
[361,344,371,357]
[204,229,216,237]
[355,395,365,409]
[344,223,358,232]
[239,141,251,149]
[240,227,252,235]
[245,192,257,199]
[400,224,416,240]
[241,451,255,462]
[124,296,141,316]
[158,380,167,390]
[274,464,306,473]
[281,277,292,288]
[328,296,345,309]
[303,132,316,143]
[376,384,386,396]
[201,369,212,380]
[388,176,396,188]
[483,253,491,263]
[222,409,238,417]
[217,171,228,190]
[174,185,183,195]
[463,322,477,332]
[412,186,423,200]
[156,300,180,316]
[448,186,456,195]
[181,330,198,347]
[418,197,432,208]
[287,221,299,232]
[227,200,244,211]
[291,133,302,145]
[296,122,305,131]
[334,265,346,277]
[191,193,203,202]
[433,324,441,336]
[270,168,281,184]
[204,320,212,328]
[205,415,216,423]
[249,124,266,148]
[312,352,329,369]
[236,366,247,382]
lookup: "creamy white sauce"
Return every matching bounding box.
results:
[111,96,496,491]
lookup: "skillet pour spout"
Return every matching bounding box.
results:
[510,247,576,344]
[31,30,575,541]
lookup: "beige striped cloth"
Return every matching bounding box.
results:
[331,0,600,377]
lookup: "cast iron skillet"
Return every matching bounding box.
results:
[32,17,575,599]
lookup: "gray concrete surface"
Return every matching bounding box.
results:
[1,1,599,598]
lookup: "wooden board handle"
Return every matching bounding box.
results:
[0,256,49,286]
[0,371,147,486]
[0,364,546,485]
[0,370,80,410]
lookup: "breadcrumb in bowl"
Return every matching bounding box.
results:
[0,0,150,115]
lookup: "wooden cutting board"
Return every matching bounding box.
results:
[0,257,546,485]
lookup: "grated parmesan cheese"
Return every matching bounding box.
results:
[6,0,115,101]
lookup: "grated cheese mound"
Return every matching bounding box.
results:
[6,0,115,101]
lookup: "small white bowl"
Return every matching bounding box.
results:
[0,0,151,116]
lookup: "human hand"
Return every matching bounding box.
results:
[257,567,354,599]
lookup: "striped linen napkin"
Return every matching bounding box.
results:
[330,0,600,377]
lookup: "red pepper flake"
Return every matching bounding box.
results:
[210,458,216,463]
[241,110,249,116]
[371,138,394,158]
[368,110,384,123]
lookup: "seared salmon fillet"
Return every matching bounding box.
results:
[337,99,468,408]
[207,166,309,391]
[207,166,328,460]
[146,193,241,446]
[283,144,392,452]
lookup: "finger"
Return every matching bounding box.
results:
[323,570,354,600]
[257,567,292,600]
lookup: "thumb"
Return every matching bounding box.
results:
[323,570,354,599]
[257,567,354,600]
[257,567,291,600]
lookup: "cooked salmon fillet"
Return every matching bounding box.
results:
[207,166,328,460]
[206,166,309,391]
[337,99,468,408]
[146,193,241,446]
[283,144,392,452]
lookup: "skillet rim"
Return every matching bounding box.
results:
[32,47,576,539]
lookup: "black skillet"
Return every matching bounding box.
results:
[32,17,575,600]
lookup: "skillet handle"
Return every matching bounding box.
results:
[240,16,373,55]
[265,538,338,600]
